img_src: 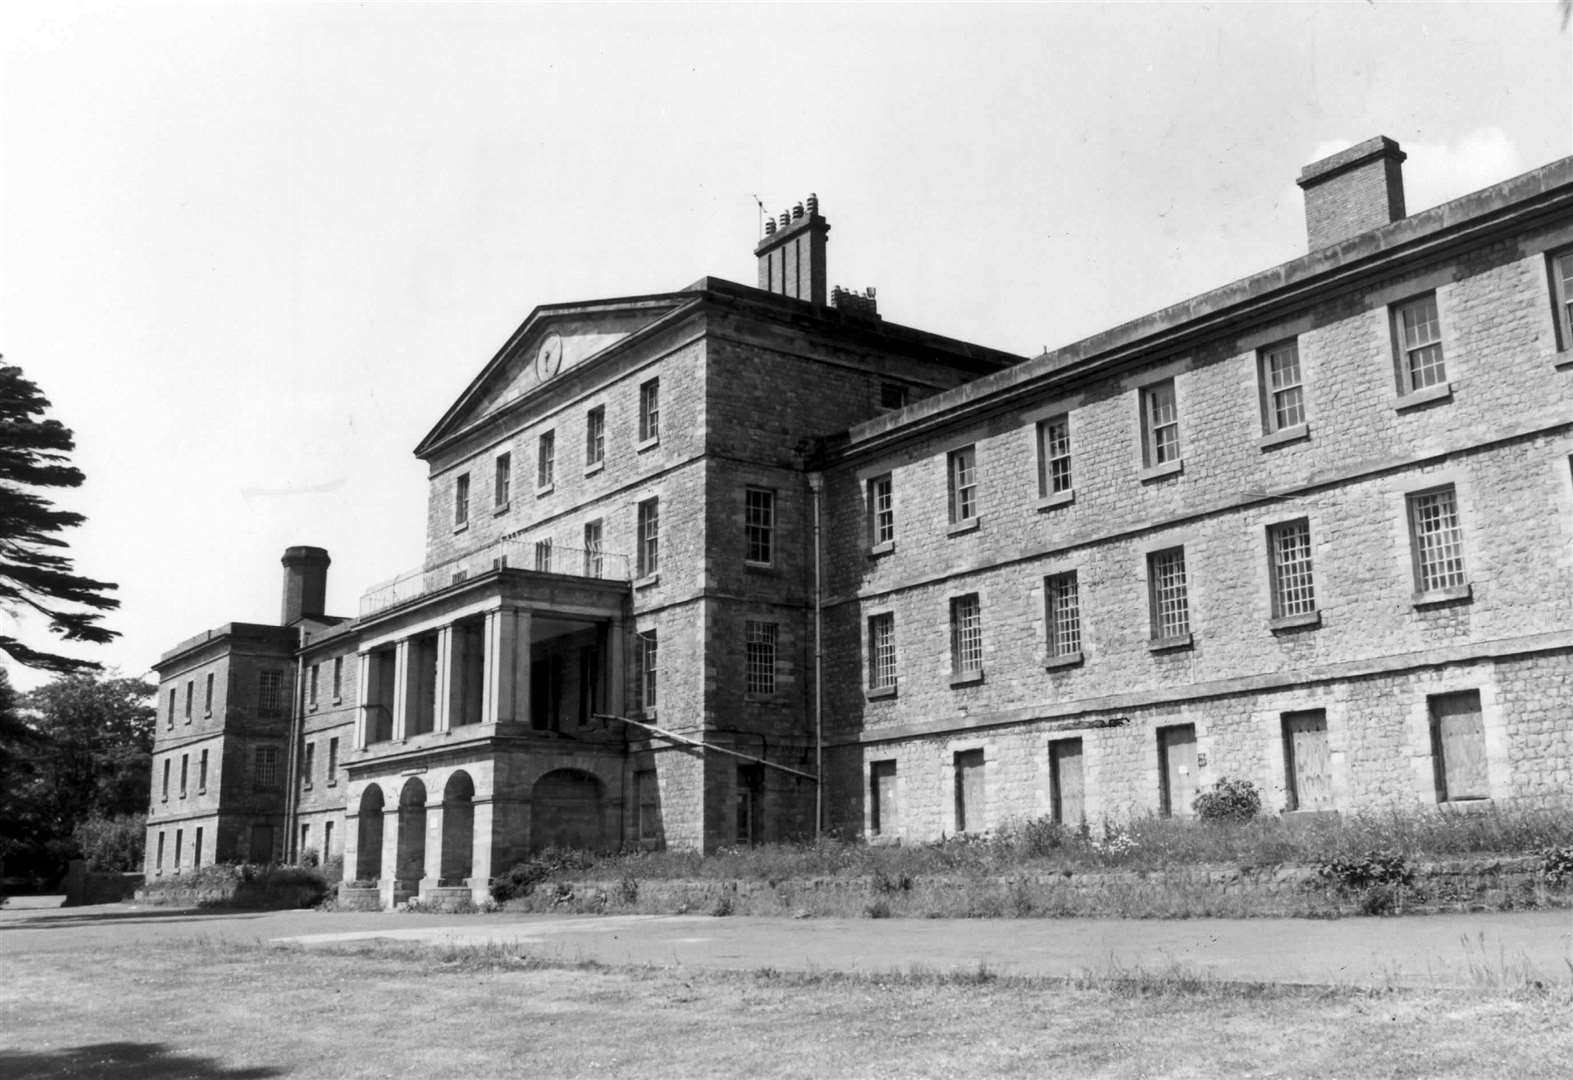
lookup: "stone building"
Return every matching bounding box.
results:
[146,138,1573,906]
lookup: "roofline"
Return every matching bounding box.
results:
[155,622,297,672]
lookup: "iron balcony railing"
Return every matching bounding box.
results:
[359,540,631,616]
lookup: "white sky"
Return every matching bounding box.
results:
[1,1,1570,691]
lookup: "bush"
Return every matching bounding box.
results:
[1315,850,1412,891]
[72,813,145,872]
[1540,845,1573,884]
[1192,778,1262,823]
[489,847,596,903]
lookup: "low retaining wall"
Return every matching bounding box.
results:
[62,861,142,907]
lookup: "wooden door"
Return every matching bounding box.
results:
[1049,738,1085,824]
[1430,691,1487,800]
[1158,725,1197,817]
[954,750,985,833]
[1282,710,1333,811]
[870,761,898,836]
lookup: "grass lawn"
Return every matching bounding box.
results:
[2,940,1570,1078]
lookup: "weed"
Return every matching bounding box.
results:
[864,899,892,919]
[710,892,735,917]
[1192,777,1262,822]
[1540,845,1573,884]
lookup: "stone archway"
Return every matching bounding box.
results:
[530,769,607,852]
[355,785,385,881]
[396,778,427,884]
[441,771,475,884]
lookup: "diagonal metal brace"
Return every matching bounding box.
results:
[593,712,820,783]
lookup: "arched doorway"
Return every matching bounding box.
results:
[530,769,607,852]
[396,778,427,884]
[355,785,385,881]
[441,771,475,884]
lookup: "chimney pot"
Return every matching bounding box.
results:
[793,202,804,220]
[778,211,790,228]
[280,546,331,625]
[806,193,819,214]
[764,218,776,235]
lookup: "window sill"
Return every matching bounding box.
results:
[1140,459,1184,483]
[452,522,469,534]
[946,516,981,537]
[326,780,337,788]
[1043,650,1084,670]
[197,787,206,796]
[1413,583,1472,608]
[203,710,212,719]
[1394,381,1454,412]
[743,560,774,572]
[1554,352,1573,371]
[634,573,660,590]
[534,483,555,498]
[868,539,895,558]
[308,704,318,713]
[866,684,898,701]
[493,503,510,517]
[584,460,605,477]
[332,696,342,706]
[1269,611,1322,633]
[636,436,660,454]
[949,670,984,687]
[1258,423,1310,450]
[643,708,658,722]
[1036,489,1074,511]
[1148,633,1194,653]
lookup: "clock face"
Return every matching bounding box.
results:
[536,334,564,381]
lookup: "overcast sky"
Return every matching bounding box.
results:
[1,1,1569,691]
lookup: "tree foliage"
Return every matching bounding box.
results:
[0,361,119,674]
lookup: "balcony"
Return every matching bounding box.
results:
[360,540,631,617]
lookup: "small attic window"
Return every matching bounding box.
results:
[880,383,909,411]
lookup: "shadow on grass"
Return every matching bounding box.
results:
[0,1042,285,1078]
[0,907,277,932]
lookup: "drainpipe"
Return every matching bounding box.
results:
[807,470,824,839]
[282,627,307,863]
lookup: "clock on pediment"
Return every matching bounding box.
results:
[535,333,564,381]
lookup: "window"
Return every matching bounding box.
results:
[166,689,175,729]
[300,823,311,857]
[204,672,214,715]
[1044,572,1082,660]
[179,754,188,798]
[1393,293,1446,393]
[638,377,660,443]
[1268,519,1316,619]
[745,621,777,696]
[332,657,343,700]
[1148,547,1190,642]
[744,488,774,565]
[1281,710,1332,811]
[537,431,555,490]
[193,827,203,869]
[1429,690,1487,801]
[534,538,553,573]
[1049,738,1085,824]
[870,760,897,836]
[868,474,894,548]
[258,671,283,717]
[1408,487,1467,595]
[953,749,985,833]
[155,832,165,872]
[454,473,470,527]
[174,829,183,870]
[1141,380,1180,467]
[326,738,338,785]
[586,406,606,467]
[868,613,896,693]
[250,825,275,864]
[636,497,659,577]
[880,383,908,410]
[583,519,603,577]
[308,664,319,708]
[184,680,193,722]
[1258,340,1306,433]
[950,593,983,679]
[637,769,660,842]
[161,758,170,801]
[1551,250,1573,351]
[254,746,281,789]
[947,446,978,525]
[322,821,333,857]
[637,631,658,715]
[494,451,512,508]
[303,742,316,788]
[198,749,208,792]
[1037,415,1072,497]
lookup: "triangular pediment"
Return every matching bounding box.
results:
[415,293,694,458]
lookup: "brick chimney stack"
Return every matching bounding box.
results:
[755,192,830,305]
[1296,136,1408,250]
[280,546,330,625]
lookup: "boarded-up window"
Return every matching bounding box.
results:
[954,749,985,833]
[1281,710,1332,811]
[870,760,897,836]
[1429,690,1488,801]
[1049,738,1084,824]
[250,824,275,864]
[637,770,660,842]
[1158,725,1197,817]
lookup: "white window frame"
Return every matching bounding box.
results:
[1141,379,1181,468]
[536,431,555,492]
[1147,546,1191,645]
[867,473,894,549]
[947,445,978,526]
[1267,518,1317,621]
[1044,571,1082,662]
[454,473,470,528]
[638,378,660,444]
[867,612,896,694]
[534,538,552,573]
[949,593,983,681]
[744,488,774,566]
[1036,415,1072,498]
[1392,292,1447,395]
[494,451,512,508]
[744,620,778,697]
[583,519,604,578]
[1407,485,1468,599]
[586,405,606,469]
[636,497,659,578]
[1258,340,1306,435]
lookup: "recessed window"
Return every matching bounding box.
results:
[302,742,315,789]
[179,754,188,798]
[1141,380,1180,467]
[204,672,214,715]
[253,746,281,789]
[1392,293,1446,394]
[258,671,284,718]
[307,664,319,708]
[880,383,909,410]
[331,657,343,700]
[953,749,985,833]
[1037,416,1072,497]
[867,474,894,549]
[637,630,658,715]
[1267,519,1316,619]
[326,738,338,785]
[744,620,778,696]
[586,406,606,467]
[537,431,555,490]
[166,689,175,729]
[494,451,512,508]
[1408,486,1466,596]
[639,378,660,443]
[636,497,660,577]
[197,749,208,792]
[583,519,604,577]
[869,760,898,836]
[868,613,896,692]
[1550,249,1573,351]
[1147,547,1190,643]
[184,681,193,722]
[1258,340,1306,434]
[454,473,471,528]
[947,446,978,525]
[744,488,774,565]
[1044,572,1082,660]
[637,769,660,842]
[161,758,171,801]
[950,593,983,679]
[534,538,553,573]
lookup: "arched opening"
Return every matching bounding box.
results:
[396,777,427,884]
[355,785,385,881]
[530,769,608,852]
[441,771,475,884]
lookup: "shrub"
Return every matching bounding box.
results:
[489,847,596,903]
[1192,778,1262,823]
[72,813,145,872]
[1315,850,1412,891]
[1540,845,1573,884]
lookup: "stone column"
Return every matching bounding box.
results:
[434,626,455,734]
[378,806,401,910]
[391,640,411,742]
[341,810,359,886]
[354,653,371,749]
[606,616,626,719]
[469,797,495,907]
[482,608,531,726]
[422,800,446,896]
